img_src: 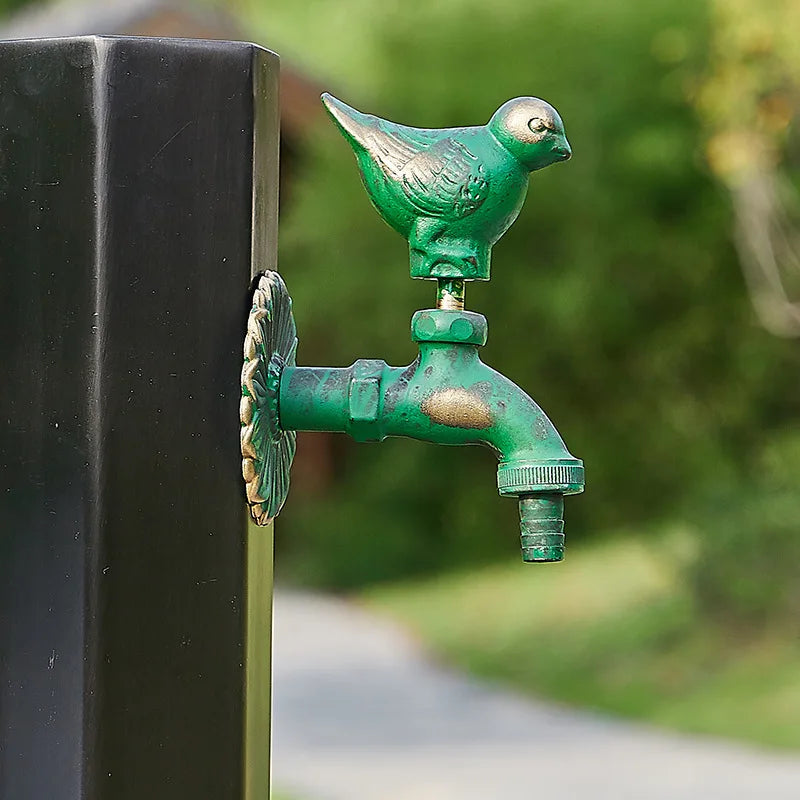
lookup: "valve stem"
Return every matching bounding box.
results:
[436,278,465,310]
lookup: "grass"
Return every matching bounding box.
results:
[365,528,800,750]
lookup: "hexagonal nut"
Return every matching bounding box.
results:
[411,310,488,346]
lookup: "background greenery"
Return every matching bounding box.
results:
[241,0,800,631]
[236,0,800,743]
[4,0,796,750]
[0,0,30,13]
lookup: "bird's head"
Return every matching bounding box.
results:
[488,97,571,172]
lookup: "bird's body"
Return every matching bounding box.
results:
[322,93,571,280]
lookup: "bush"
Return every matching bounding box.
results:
[691,428,800,628]
[271,0,800,590]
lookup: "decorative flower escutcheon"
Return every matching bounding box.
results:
[240,271,297,526]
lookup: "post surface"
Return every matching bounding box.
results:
[0,36,278,799]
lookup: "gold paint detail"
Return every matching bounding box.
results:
[240,298,261,492]
[421,388,492,429]
[241,282,268,522]
[246,474,266,505]
[497,98,553,145]
[436,278,466,310]
[240,395,253,425]
[437,291,464,311]
[241,358,260,400]
[240,424,257,459]
[242,457,256,482]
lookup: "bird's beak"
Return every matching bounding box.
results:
[553,139,572,161]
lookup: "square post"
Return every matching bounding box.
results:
[0,36,278,799]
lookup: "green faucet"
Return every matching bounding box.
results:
[240,94,584,563]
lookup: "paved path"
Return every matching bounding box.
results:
[272,590,800,799]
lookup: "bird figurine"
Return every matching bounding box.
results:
[322,93,572,281]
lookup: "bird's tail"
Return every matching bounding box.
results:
[321,92,375,153]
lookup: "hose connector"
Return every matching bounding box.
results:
[519,494,565,563]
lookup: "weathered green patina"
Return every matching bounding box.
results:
[322,93,571,281]
[279,308,583,562]
[245,94,584,562]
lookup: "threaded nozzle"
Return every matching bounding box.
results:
[518,493,565,563]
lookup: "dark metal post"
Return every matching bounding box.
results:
[0,36,278,799]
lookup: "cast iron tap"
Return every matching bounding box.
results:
[240,93,584,562]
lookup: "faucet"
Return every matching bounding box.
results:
[240,94,584,562]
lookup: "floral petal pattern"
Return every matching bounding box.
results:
[240,271,297,526]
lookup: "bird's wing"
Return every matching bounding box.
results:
[399,137,490,218]
[322,94,438,175]
[321,94,489,218]
[364,119,440,179]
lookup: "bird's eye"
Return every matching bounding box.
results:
[528,118,548,134]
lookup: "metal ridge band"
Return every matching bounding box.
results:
[497,462,585,495]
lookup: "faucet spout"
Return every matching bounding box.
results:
[278,307,584,561]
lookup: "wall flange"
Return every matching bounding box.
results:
[240,271,298,525]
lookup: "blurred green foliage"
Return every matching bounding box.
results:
[0,0,31,15]
[698,0,800,182]
[691,428,800,628]
[247,0,800,625]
